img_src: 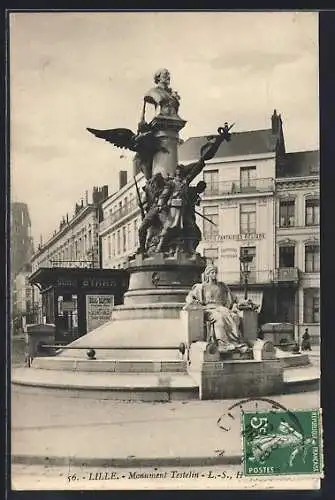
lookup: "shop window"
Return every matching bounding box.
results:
[304,289,320,323]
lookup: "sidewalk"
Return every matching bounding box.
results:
[11,386,320,467]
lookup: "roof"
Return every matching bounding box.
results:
[29,267,129,288]
[178,129,278,163]
[277,150,319,178]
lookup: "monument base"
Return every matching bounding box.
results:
[124,252,205,305]
[13,252,315,401]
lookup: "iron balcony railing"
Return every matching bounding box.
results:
[218,270,274,285]
[49,260,100,269]
[218,268,300,285]
[204,178,275,196]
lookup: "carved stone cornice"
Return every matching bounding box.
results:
[276,177,319,191]
[278,238,297,246]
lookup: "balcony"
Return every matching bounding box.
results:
[274,267,300,283]
[218,270,274,285]
[49,260,100,269]
[204,178,275,197]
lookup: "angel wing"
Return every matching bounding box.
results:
[87,128,137,152]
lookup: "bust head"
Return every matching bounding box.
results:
[203,264,218,283]
[154,68,171,89]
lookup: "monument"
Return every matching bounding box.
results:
[13,70,314,401]
[87,68,232,305]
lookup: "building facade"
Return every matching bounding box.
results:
[178,110,285,323]
[11,202,34,277]
[100,170,145,269]
[98,111,320,341]
[275,151,320,342]
[28,185,133,340]
[12,264,40,332]
[11,202,35,332]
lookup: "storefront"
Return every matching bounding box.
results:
[29,267,129,342]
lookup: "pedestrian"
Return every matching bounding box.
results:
[301,328,312,351]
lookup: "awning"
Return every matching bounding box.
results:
[233,291,263,312]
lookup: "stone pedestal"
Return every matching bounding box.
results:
[240,308,258,343]
[24,323,56,366]
[253,338,276,361]
[124,252,205,305]
[180,307,205,344]
[150,115,187,178]
[197,359,284,400]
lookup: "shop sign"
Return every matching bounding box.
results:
[86,294,114,332]
[204,233,265,242]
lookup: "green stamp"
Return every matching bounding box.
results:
[242,409,323,476]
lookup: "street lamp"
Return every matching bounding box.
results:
[239,254,254,300]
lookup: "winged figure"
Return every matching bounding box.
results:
[87,126,166,180]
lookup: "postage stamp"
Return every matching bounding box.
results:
[242,409,323,476]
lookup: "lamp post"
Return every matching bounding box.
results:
[239,254,254,300]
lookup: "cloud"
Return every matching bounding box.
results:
[209,49,303,73]
[9,11,319,243]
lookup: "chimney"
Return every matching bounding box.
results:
[271,109,281,135]
[102,185,109,200]
[119,170,127,190]
[85,190,89,205]
[92,187,98,205]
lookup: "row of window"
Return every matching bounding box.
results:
[204,244,320,273]
[205,246,319,324]
[106,218,139,259]
[204,246,257,272]
[108,194,137,219]
[203,198,319,237]
[204,167,257,191]
[38,229,97,266]
[203,203,258,236]
[279,244,320,272]
[279,198,319,228]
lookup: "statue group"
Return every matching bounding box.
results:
[87,68,232,257]
[87,69,251,353]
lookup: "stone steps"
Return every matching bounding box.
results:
[32,357,188,373]
[12,362,319,402]
[12,367,198,401]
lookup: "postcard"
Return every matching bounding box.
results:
[9,10,321,491]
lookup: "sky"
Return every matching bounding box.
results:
[9,11,319,245]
